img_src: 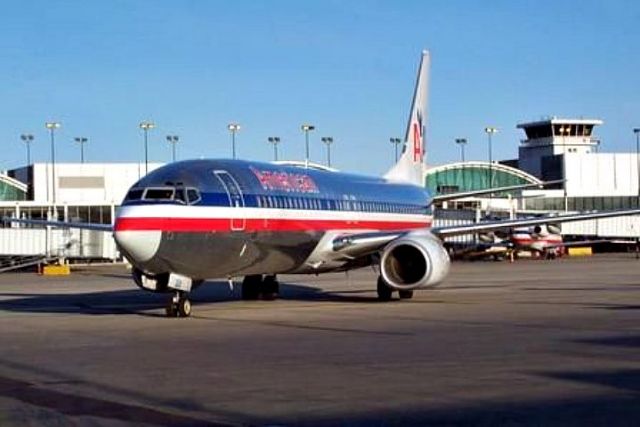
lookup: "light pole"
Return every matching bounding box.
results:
[301,124,315,167]
[74,137,88,163]
[166,135,179,162]
[455,138,467,162]
[139,121,155,174]
[484,127,498,187]
[634,128,640,207]
[321,137,334,167]
[45,122,61,205]
[484,127,498,212]
[267,137,280,161]
[20,134,34,166]
[390,137,402,162]
[558,126,569,211]
[455,138,468,191]
[228,123,241,159]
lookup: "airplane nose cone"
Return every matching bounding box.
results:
[113,230,162,264]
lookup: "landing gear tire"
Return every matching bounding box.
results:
[178,296,192,317]
[398,290,414,299]
[165,300,178,317]
[261,275,279,300]
[377,276,393,301]
[165,291,191,318]
[242,275,262,300]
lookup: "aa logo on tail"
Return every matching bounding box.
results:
[412,110,424,162]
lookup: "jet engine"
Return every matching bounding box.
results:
[478,232,496,243]
[532,224,560,237]
[380,232,450,290]
[547,224,561,235]
[478,229,510,243]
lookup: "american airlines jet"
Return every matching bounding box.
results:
[9,51,640,317]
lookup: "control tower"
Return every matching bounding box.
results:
[517,118,602,179]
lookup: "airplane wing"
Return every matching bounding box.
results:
[430,179,564,205]
[432,209,640,239]
[327,208,640,260]
[2,217,113,232]
[331,231,404,258]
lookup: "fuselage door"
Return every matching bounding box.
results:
[214,170,246,231]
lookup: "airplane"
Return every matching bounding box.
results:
[509,224,565,259]
[477,223,633,260]
[6,50,640,317]
[507,224,632,259]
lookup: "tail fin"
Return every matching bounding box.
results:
[384,50,430,184]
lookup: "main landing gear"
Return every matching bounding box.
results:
[241,274,279,300]
[165,291,192,318]
[377,276,413,301]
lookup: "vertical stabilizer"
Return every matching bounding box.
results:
[384,50,430,184]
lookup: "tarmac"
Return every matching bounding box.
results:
[0,254,639,426]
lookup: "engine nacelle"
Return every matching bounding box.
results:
[478,232,496,243]
[380,232,450,290]
[547,223,561,235]
[479,230,510,243]
[532,225,548,237]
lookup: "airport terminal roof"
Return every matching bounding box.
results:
[425,161,541,195]
[0,174,27,201]
[517,117,603,128]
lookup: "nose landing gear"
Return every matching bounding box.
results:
[166,291,192,318]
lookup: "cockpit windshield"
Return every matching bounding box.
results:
[124,187,201,204]
[144,188,175,200]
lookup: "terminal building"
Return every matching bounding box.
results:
[426,117,640,238]
[0,163,162,264]
[0,117,638,266]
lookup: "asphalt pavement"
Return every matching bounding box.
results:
[0,254,639,426]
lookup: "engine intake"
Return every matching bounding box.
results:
[547,223,561,235]
[380,233,450,290]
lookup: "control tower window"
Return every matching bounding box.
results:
[584,125,593,136]
[525,125,552,139]
[553,124,562,136]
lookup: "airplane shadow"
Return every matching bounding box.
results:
[0,374,218,427]
[0,280,382,317]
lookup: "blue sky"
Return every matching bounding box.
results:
[1,0,639,175]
